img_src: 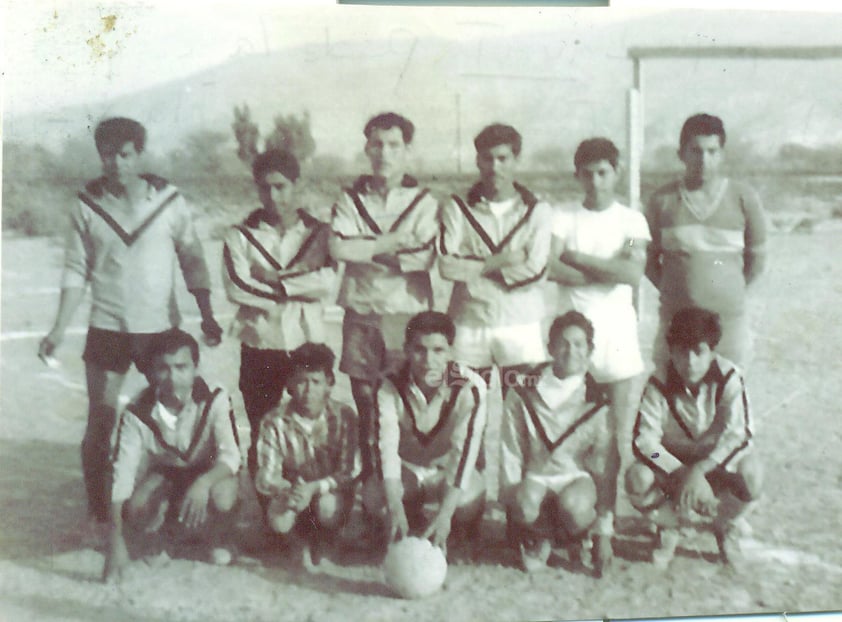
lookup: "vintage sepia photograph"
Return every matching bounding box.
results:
[2,1,841,620]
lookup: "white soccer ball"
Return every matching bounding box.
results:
[382,536,448,599]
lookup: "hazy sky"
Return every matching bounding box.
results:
[4,0,840,116]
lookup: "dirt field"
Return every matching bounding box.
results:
[2,220,842,621]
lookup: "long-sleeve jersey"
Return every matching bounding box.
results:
[374,363,487,492]
[500,366,611,503]
[111,378,241,504]
[331,174,438,315]
[255,397,359,497]
[222,208,336,350]
[632,355,753,476]
[63,174,212,332]
[646,178,767,315]
[439,182,552,327]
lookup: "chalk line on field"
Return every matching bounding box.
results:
[741,537,842,575]
[1,308,344,342]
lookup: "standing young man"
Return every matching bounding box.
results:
[439,123,552,388]
[439,124,552,495]
[646,114,767,371]
[329,112,440,480]
[222,149,336,482]
[39,117,223,525]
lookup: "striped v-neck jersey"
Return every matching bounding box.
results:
[646,178,767,314]
[110,378,241,504]
[500,366,610,500]
[222,208,336,350]
[632,355,753,476]
[331,175,438,315]
[439,182,552,326]
[374,363,487,491]
[62,175,212,332]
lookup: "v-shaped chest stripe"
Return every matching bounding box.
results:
[515,385,605,453]
[451,195,535,254]
[79,190,179,247]
[127,389,222,462]
[348,188,430,237]
[235,223,321,273]
[395,381,462,447]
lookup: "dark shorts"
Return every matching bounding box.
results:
[338,310,407,380]
[83,328,166,375]
[239,344,291,427]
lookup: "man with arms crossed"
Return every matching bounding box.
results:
[330,112,439,482]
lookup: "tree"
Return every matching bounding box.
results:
[265,111,316,163]
[232,104,259,165]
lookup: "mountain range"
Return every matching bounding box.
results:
[5,9,842,171]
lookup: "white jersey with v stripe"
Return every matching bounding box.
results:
[331,175,438,316]
[63,175,212,332]
[439,183,552,328]
[222,208,336,350]
[500,366,611,503]
[110,378,241,504]
[375,363,487,492]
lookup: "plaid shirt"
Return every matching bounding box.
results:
[255,397,359,497]
[63,174,211,332]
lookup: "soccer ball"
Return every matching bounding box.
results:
[382,537,448,599]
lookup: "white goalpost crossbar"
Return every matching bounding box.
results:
[624,45,842,212]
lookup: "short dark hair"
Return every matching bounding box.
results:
[405,311,456,346]
[148,328,200,366]
[679,113,726,152]
[574,137,620,171]
[94,117,146,155]
[474,124,522,156]
[288,342,336,385]
[666,307,722,350]
[548,311,595,351]
[364,112,415,144]
[251,149,300,185]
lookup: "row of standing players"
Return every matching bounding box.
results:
[38,111,767,581]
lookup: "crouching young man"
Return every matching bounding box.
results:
[500,311,614,574]
[362,311,488,555]
[104,329,240,582]
[254,343,359,561]
[627,307,762,567]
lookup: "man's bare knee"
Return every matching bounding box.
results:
[361,477,386,517]
[557,478,597,531]
[209,476,239,514]
[737,455,763,501]
[513,481,545,525]
[316,493,352,530]
[625,463,655,496]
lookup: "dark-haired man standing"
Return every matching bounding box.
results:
[222,149,336,483]
[329,112,440,481]
[39,117,223,526]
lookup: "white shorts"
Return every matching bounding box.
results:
[584,303,645,383]
[452,322,548,369]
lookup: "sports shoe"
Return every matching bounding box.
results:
[652,527,679,568]
[519,537,552,573]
